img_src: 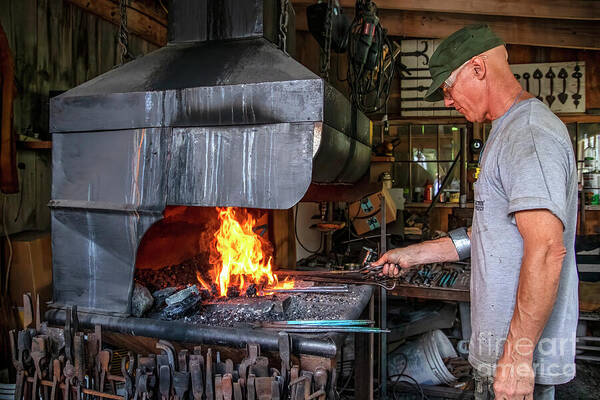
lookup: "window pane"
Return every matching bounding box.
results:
[438,161,461,196]
[438,125,462,160]
[391,125,410,161]
[392,162,410,190]
[579,123,600,165]
[411,162,438,198]
[411,125,437,161]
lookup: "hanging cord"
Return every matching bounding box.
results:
[3,197,13,295]
[294,205,323,254]
[278,0,290,54]
[118,0,133,64]
[158,0,168,15]
[319,0,334,81]
[13,165,23,222]
[346,0,396,113]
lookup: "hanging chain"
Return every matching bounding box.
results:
[118,0,133,64]
[319,0,334,81]
[278,0,290,54]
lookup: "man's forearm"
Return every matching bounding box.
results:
[401,237,461,266]
[502,243,565,361]
[376,229,472,273]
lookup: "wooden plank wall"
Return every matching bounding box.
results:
[295,32,600,119]
[0,0,157,234]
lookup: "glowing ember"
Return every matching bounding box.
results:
[271,280,295,290]
[207,207,292,297]
[195,271,211,291]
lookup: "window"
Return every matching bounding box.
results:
[376,123,465,202]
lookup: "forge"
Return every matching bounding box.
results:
[46,0,373,373]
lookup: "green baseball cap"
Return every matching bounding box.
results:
[424,24,504,102]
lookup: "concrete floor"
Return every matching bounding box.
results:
[556,361,600,399]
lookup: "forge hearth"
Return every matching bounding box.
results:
[143,282,370,327]
[191,285,371,325]
[135,252,370,327]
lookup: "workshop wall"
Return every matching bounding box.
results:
[507,44,600,112]
[296,32,600,118]
[0,0,156,234]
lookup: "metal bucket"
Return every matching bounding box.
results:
[388,329,458,386]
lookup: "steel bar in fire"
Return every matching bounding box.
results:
[263,286,350,294]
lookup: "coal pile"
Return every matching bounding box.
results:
[135,255,209,292]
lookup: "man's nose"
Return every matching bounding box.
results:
[444,96,454,107]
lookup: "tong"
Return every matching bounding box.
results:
[357,263,398,290]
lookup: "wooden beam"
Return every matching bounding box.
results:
[125,0,167,25]
[295,6,600,50]
[64,0,167,46]
[293,0,600,21]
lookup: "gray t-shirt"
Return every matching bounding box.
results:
[470,98,578,385]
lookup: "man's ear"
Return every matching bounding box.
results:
[471,57,487,81]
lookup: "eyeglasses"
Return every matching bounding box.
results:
[441,55,488,94]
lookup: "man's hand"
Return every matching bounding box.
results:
[371,248,416,277]
[493,350,535,400]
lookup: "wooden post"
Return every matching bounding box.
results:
[269,209,297,268]
[355,295,375,399]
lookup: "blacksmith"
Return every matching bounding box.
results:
[373,25,578,400]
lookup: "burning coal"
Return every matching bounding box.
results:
[201,207,293,297]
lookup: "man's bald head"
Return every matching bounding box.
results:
[443,45,528,122]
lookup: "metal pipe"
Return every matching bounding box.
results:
[379,194,387,400]
[45,309,339,358]
[340,234,392,244]
[460,126,468,204]
[425,150,461,216]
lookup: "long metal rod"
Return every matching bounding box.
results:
[45,309,339,358]
[259,327,390,333]
[296,276,396,290]
[460,126,468,204]
[425,149,461,216]
[264,286,349,293]
[380,194,388,400]
[369,292,375,400]
[340,234,392,244]
[264,320,375,326]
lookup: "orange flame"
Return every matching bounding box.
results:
[208,207,290,297]
[271,279,295,290]
[195,271,212,291]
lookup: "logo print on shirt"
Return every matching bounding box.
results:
[475,200,485,211]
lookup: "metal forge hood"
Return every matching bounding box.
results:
[50,0,371,210]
